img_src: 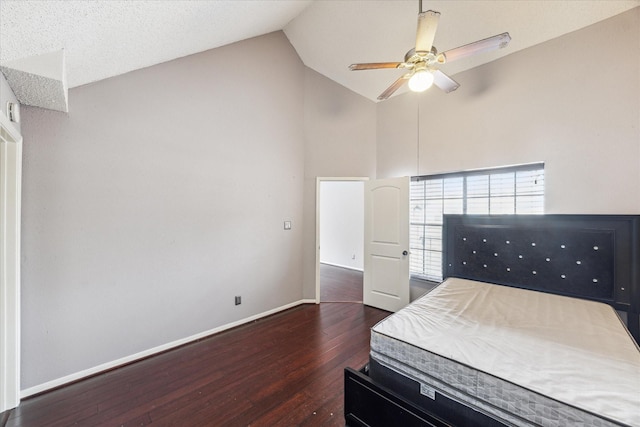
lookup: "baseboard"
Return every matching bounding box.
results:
[20,299,314,398]
[320,262,363,272]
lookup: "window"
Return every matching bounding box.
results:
[410,163,545,282]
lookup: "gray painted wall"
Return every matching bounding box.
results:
[377,8,640,214]
[319,181,364,271]
[20,32,307,389]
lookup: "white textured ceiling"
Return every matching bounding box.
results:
[1,0,639,104]
[0,0,313,88]
[0,49,68,112]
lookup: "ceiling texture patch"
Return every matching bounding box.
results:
[0,50,68,112]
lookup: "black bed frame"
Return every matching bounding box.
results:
[345,214,640,427]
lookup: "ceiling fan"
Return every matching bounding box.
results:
[349,0,511,101]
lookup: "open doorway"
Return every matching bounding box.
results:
[315,178,367,303]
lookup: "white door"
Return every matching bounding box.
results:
[363,177,410,312]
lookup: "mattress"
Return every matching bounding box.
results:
[370,277,640,427]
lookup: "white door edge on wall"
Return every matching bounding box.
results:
[0,111,22,412]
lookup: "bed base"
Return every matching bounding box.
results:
[345,363,506,427]
[345,214,640,425]
[344,365,446,427]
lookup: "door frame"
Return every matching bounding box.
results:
[0,113,22,412]
[315,177,369,304]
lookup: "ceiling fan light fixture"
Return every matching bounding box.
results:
[347,3,511,101]
[408,70,434,92]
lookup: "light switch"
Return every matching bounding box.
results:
[284,221,292,230]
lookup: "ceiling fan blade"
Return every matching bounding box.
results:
[415,10,440,53]
[378,74,409,101]
[440,33,511,63]
[433,70,459,93]
[349,62,403,71]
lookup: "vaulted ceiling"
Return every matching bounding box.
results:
[1,0,638,106]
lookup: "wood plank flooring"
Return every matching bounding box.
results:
[4,303,389,427]
[320,264,363,303]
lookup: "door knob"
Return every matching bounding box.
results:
[402,250,408,256]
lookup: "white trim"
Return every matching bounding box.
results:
[315,177,369,304]
[21,299,315,398]
[0,111,22,413]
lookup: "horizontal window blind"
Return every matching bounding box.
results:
[410,163,545,282]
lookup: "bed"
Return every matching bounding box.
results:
[345,214,640,427]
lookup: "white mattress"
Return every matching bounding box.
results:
[370,277,640,427]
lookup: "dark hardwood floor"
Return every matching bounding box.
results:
[320,264,363,303]
[4,303,389,427]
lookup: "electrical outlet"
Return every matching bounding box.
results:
[235,296,241,305]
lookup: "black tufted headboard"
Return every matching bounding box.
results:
[442,214,640,342]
